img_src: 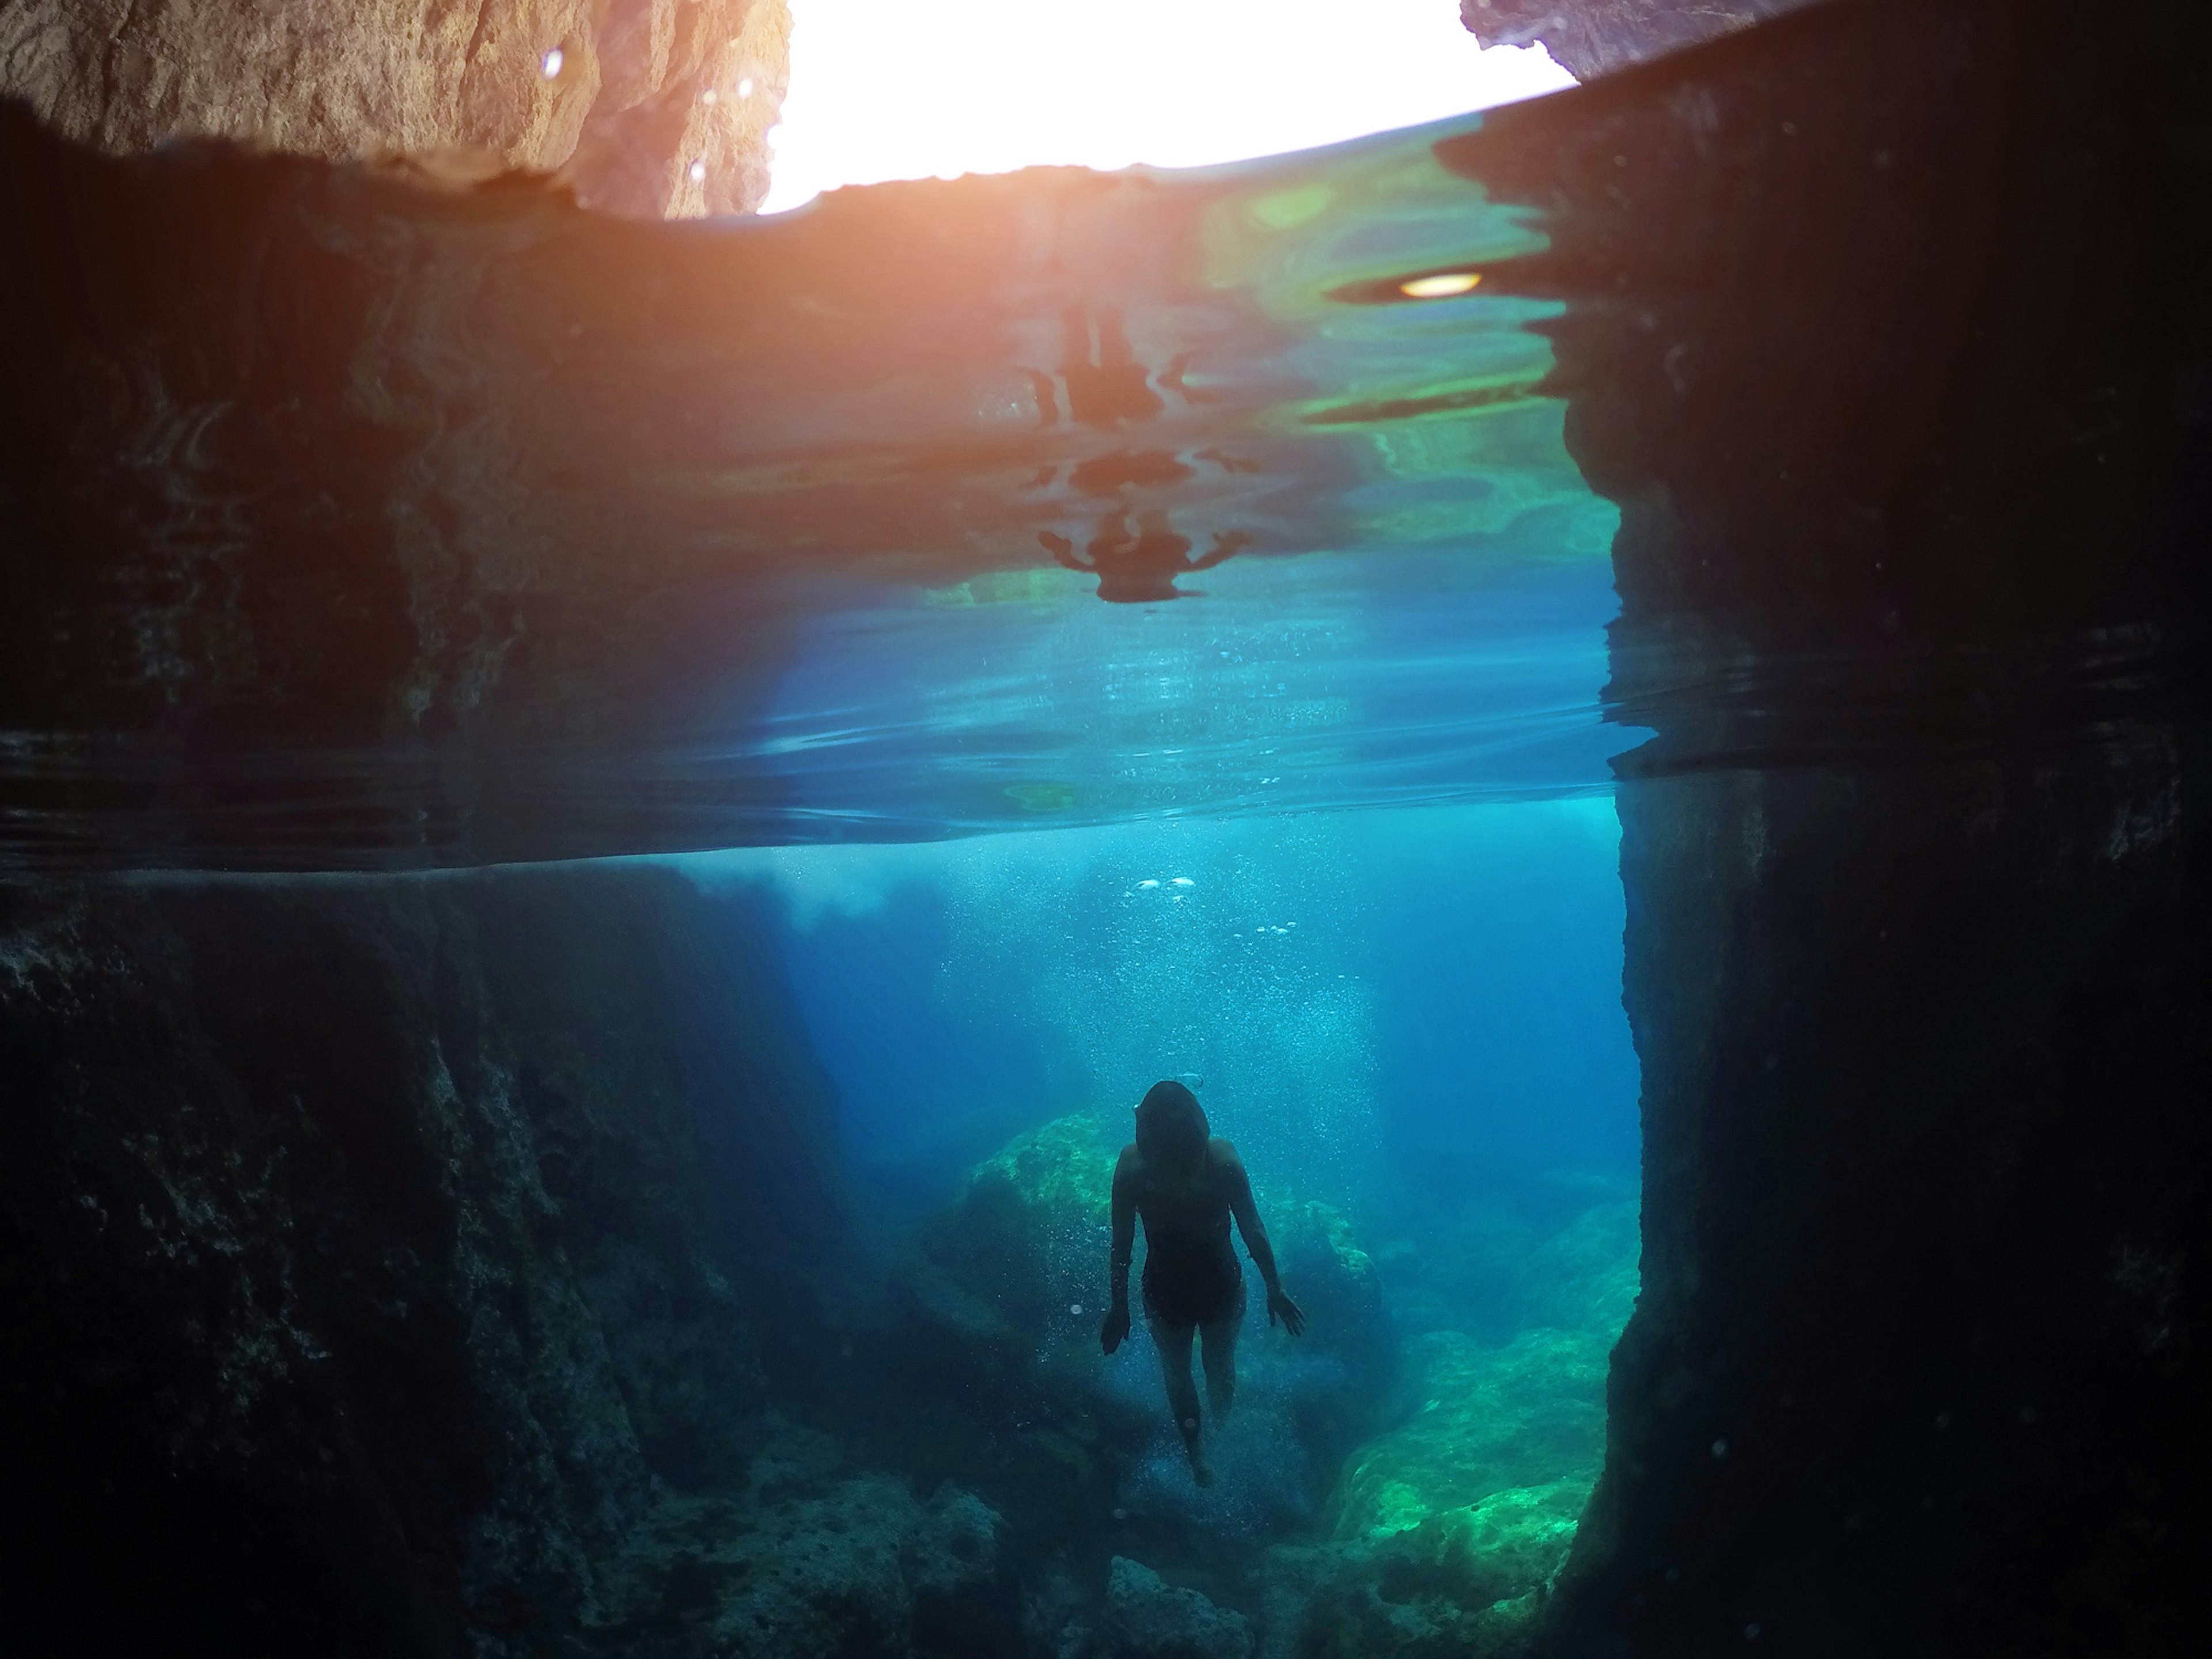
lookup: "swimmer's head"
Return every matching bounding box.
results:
[1136,1079,1209,1169]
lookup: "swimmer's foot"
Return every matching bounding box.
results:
[1191,1456,1215,1488]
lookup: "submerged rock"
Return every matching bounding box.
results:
[1257,1202,1634,1658]
[1103,1556,1255,1659]
[586,1469,1017,1659]
[1330,1327,1609,1540]
[0,865,850,1654]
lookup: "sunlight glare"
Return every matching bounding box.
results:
[1401,271,1483,299]
[761,0,1575,214]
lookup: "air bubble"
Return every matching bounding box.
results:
[540,47,565,78]
[688,159,707,184]
[738,77,756,98]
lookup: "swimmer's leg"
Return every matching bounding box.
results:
[1152,1317,1211,1486]
[1199,1278,1245,1423]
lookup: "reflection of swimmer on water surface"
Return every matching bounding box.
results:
[1057,305,1165,427]
[1040,509,1252,603]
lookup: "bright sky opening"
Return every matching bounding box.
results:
[760,0,1576,214]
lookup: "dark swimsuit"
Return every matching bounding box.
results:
[1141,1214,1245,1328]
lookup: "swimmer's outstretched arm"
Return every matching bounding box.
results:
[1222,1143,1306,1335]
[1041,530,1093,573]
[1101,1147,1137,1354]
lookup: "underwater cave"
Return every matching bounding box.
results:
[2,1,2210,1657]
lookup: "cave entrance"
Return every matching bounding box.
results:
[759,0,1571,214]
[666,12,1641,1642]
[687,791,1641,1643]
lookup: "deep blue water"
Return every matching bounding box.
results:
[685,793,1637,1266]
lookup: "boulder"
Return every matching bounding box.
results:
[587,1467,1017,1659]
[1103,1556,1254,1659]
[1256,1195,1635,1659]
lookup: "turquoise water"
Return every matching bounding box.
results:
[512,110,1628,851]
[647,108,1646,1613]
[3,81,1652,1650]
[675,792,1639,1599]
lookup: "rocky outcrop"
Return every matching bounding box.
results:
[0,861,849,1655]
[585,1460,1021,1658]
[1458,0,1815,79]
[1257,1203,1634,1658]
[0,0,790,215]
[1445,0,2212,1652]
[1103,1556,1254,1659]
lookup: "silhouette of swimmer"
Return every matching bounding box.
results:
[1041,510,1252,603]
[1100,1080,1305,1487]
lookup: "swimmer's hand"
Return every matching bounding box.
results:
[1267,1287,1306,1337]
[1101,1300,1131,1355]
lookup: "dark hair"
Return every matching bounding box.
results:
[1135,1079,1209,1169]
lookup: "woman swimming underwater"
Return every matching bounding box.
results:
[1100,1080,1305,1485]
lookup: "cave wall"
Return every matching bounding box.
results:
[0,0,790,216]
[0,861,849,1656]
[1449,0,2212,1650]
[1459,0,1820,80]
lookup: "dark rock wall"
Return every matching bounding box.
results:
[1449,0,2212,1651]
[0,100,823,864]
[1460,0,1820,79]
[0,862,848,1656]
[0,0,790,216]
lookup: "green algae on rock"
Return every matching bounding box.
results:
[1331,1325,1610,1540]
[1257,1198,1637,1658]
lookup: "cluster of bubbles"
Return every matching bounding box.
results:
[935,817,1380,1191]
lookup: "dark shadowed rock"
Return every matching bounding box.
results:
[0,862,849,1654]
[585,1465,1017,1659]
[1104,1556,1254,1659]
[1442,0,2212,1652]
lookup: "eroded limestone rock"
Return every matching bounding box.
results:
[1104,1556,1255,1659]
[0,864,846,1652]
[1256,1195,1635,1658]
[1457,0,1816,79]
[0,0,790,215]
[586,1468,1016,1659]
